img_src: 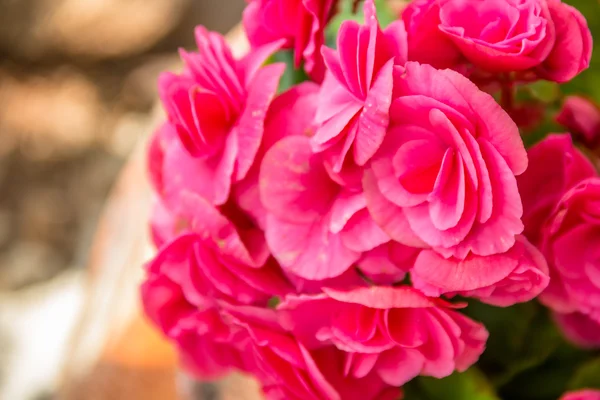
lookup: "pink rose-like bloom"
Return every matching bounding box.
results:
[226,305,402,400]
[158,26,285,205]
[554,312,600,349]
[557,96,600,147]
[365,62,527,259]
[243,0,336,82]
[147,194,292,306]
[311,0,408,181]
[259,134,389,280]
[141,238,246,378]
[279,286,488,386]
[538,178,600,327]
[402,0,462,69]
[561,390,600,400]
[412,236,549,307]
[517,134,596,244]
[403,0,592,82]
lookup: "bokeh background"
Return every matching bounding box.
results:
[0,1,244,399]
[1,1,599,400]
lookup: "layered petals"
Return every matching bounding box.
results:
[412,236,550,307]
[243,0,336,81]
[279,286,488,385]
[226,305,402,400]
[366,62,527,259]
[538,178,600,332]
[311,0,408,178]
[260,135,387,280]
[158,27,285,204]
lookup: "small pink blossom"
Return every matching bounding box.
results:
[365,61,527,259]
[279,286,488,386]
[561,390,600,400]
[260,135,389,280]
[517,134,596,244]
[557,96,600,147]
[554,312,600,349]
[243,0,336,81]
[412,236,550,307]
[311,0,408,181]
[538,178,600,330]
[402,0,462,69]
[159,27,285,204]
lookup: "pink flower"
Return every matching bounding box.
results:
[517,134,596,244]
[412,236,549,307]
[243,0,336,82]
[146,194,292,306]
[365,61,527,259]
[403,0,592,82]
[557,96,600,147]
[561,390,600,400]
[226,305,402,400]
[311,0,408,181]
[279,286,488,386]
[158,26,285,205]
[260,135,389,280]
[141,239,246,378]
[554,312,600,349]
[402,0,462,69]
[538,178,600,328]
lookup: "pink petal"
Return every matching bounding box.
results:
[266,215,360,280]
[260,135,338,224]
[235,62,285,180]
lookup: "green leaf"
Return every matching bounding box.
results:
[270,50,309,93]
[417,369,500,400]
[568,357,600,391]
[462,301,562,387]
[498,342,592,400]
[528,80,561,104]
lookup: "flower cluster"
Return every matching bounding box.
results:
[142,0,597,397]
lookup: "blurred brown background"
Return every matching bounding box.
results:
[0,1,245,399]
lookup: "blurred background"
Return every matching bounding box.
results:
[0,1,245,399]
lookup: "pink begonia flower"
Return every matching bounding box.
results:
[311,0,408,182]
[557,96,600,147]
[279,286,488,386]
[412,236,550,307]
[561,390,600,400]
[538,178,600,330]
[158,26,285,205]
[146,193,292,306]
[243,0,336,82]
[260,135,389,280]
[225,305,402,400]
[402,0,462,69]
[234,82,320,230]
[554,312,600,349]
[403,0,592,82]
[517,134,596,244]
[365,61,527,259]
[141,239,247,378]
